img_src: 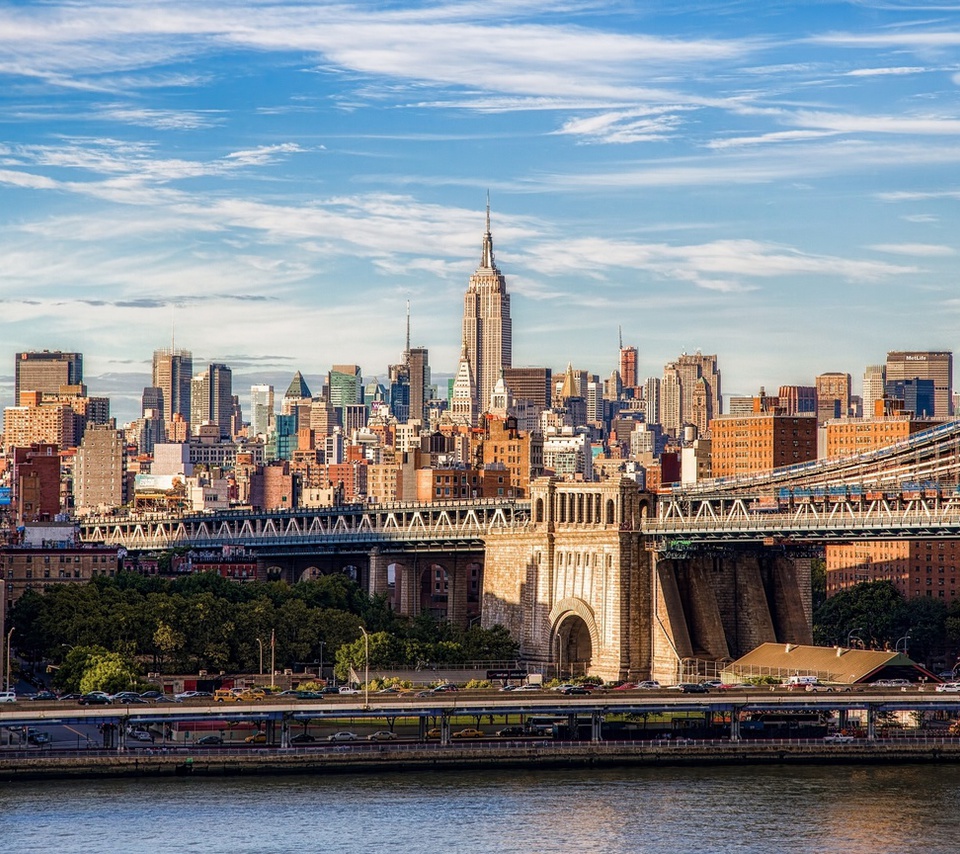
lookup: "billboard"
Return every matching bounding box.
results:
[0,487,10,505]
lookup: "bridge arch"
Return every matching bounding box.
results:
[548,597,600,678]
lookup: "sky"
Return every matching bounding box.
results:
[3,0,960,425]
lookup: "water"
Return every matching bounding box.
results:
[2,764,956,853]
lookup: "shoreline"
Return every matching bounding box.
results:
[4,740,960,781]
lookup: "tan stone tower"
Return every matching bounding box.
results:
[461,197,511,424]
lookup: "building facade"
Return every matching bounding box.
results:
[886,350,953,418]
[14,351,83,405]
[462,201,512,422]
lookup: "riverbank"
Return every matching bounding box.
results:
[4,739,960,780]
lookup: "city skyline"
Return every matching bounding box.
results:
[3,1,960,423]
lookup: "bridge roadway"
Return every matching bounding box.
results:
[4,690,960,746]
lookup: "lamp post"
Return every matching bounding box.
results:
[896,631,912,655]
[270,629,276,685]
[5,627,14,692]
[318,641,325,681]
[256,638,264,677]
[359,626,369,708]
[846,628,864,649]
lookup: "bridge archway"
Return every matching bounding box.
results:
[419,562,450,619]
[298,565,323,582]
[549,597,600,678]
[265,565,285,581]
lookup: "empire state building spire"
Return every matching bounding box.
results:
[481,192,495,269]
[462,197,512,425]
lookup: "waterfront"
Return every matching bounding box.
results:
[4,764,957,854]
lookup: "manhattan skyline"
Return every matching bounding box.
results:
[2,1,960,423]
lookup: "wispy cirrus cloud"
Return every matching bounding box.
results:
[869,242,956,256]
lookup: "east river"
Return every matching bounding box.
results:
[4,763,957,853]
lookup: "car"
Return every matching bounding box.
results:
[452,728,484,739]
[559,686,590,695]
[320,686,342,695]
[327,731,358,742]
[425,728,442,739]
[936,682,960,693]
[367,730,398,741]
[432,684,459,693]
[139,690,163,699]
[128,730,153,742]
[498,684,518,692]
[79,692,112,705]
[174,690,208,701]
[27,730,51,745]
[700,680,723,690]
[636,681,661,690]
[824,733,855,743]
[0,691,17,703]
[196,734,224,745]
[514,683,541,691]
[153,694,181,703]
[111,693,148,704]
[674,683,709,694]
[244,732,267,744]
[290,733,317,743]
[32,690,59,701]
[58,693,83,702]
[497,726,525,737]
[337,687,362,695]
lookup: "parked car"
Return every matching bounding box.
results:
[452,728,484,739]
[337,687,362,695]
[824,733,855,743]
[79,692,112,705]
[27,730,51,745]
[367,730,398,741]
[327,731,358,742]
[196,734,224,745]
[290,733,317,743]
[936,682,960,693]
[244,732,267,744]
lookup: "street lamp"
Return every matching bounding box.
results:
[896,631,912,655]
[256,638,264,677]
[318,641,325,681]
[5,627,14,692]
[555,633,563,680]
[359,626,369,708]
[846,628,864,649]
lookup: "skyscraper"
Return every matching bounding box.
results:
[152,348,192,427]
[618,328,638,390]
[462,199,511,422]
[886,351,953,418]
[862,364,886,419]
[190,363,233,438]
[15,351,83,405]
[815,372,852,423]
[407,347,430,425]
[250,384,275,437]
[661,352,721,437]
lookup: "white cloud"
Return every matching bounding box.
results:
[868,242,956,256]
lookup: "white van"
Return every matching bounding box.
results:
[0,691,17,703]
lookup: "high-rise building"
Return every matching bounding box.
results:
[152,348,192,427]
[661,352,720,437]
[862,365,886,419]
[815,372,852,423]
[250,384,275,437]
[462,200,512,422]
[15,351,83,405]
[711,413,817,477]
[886,351,953,418]
[190,363,233,438]
[281,371,312,416]
[328,364,363,418]
[777,386,817,416]
[619,333,638,390]
[407,347,430,425]
[643,377,661,427]
[75,423,126,513]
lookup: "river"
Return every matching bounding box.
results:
[3,763,955,853]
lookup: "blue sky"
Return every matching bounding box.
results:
[2,0,960,424]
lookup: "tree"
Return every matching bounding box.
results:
[78,651,140,694]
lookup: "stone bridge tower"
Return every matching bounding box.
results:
[482,477,653,682]
[482,477,812,684]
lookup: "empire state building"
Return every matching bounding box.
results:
[461,200,512,420]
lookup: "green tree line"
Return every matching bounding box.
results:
[8,571,519,691]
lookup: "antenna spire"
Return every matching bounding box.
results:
[405,300,411,357]
[481,193,495,268]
